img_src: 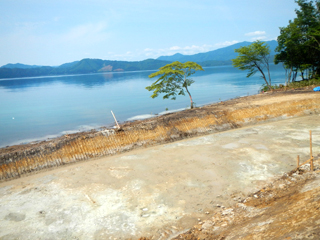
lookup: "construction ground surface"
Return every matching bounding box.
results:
[0,110,320,239]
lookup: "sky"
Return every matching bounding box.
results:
[0,0,298,66]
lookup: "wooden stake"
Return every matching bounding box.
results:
[299,158,312,167]
[310,130,313,158]
[85,194,96,204]
[111,111,120,129]
[310,130,314,171]
[297,155,300,168]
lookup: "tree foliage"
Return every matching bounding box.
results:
[275,0,320,81]
[146,61,204,109]
[232,41,272,89]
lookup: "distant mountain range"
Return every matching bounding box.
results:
[0,40,278,79]
[157,40,278,63]
[1,63,43,69]
[0,59,171,79]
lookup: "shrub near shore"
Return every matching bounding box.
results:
[261,77,320,92]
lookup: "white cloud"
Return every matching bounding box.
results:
[160,44,207,56]
[252,36,267,41]
[106,42,241,61]
[244,31,268,41]
[214,40,239,48]
[169,46,181,51]
[126,42,235,61]
[245,31,266,36]
[105,45,202,61]
[177,44,213,54]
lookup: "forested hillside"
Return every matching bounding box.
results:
[0,59,171,79]
[0,40,278,79]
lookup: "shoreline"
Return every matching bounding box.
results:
[3,106,190,149]
[1,89,320,181]
[0,90,259,149]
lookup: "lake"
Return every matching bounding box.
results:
[0,64,287,147]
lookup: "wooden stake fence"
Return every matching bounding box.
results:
[0,117,215,181]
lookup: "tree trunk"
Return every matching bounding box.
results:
[185,86,194,109]
[255,63,271,90]
[287,67,292,86]
[184,73,194,109]
[263,56,272,86]
[301,70,305,80]
[292,71,298,82]
[266,62,272,86]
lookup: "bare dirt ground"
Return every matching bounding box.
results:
[171,159,320,240]
[0,113,319,239]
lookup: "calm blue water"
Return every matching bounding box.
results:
[0,64,287,147]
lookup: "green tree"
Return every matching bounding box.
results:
[232,41,272,90]
[275,0,320,80]
[275,19,308,82]
[146,61,204,109]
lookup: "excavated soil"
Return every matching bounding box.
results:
[169,159,320,240]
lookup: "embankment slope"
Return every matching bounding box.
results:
[1,89,320,181]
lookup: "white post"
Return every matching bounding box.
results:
[111,111,120,129]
